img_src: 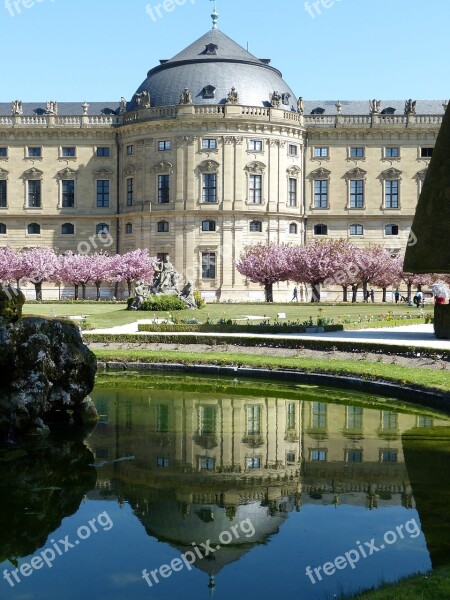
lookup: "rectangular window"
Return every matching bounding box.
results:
[314,180,328,208]
[382,411,398,430]
[96,147,110,157]
[288,178,297,207]
[311,450,327,462]
[202,139,217,150]
[96,180,110,207]
[287,403,296,430]
[421,147,433,158]
[157,457,169,468]
[28,180,41,207]
[249,139,263,152]
[247,405,261,434]
[286,452,296,463]
[127,178,133,206]
[158,175,170,203]
[314,146,328,157]
[202,173,217,203]
[0,181,7,208]
[0,148,7,157]
[346,406,362,430]
[62,146,76,157]
[201,252,216,280]
[289,144,298,157]
[385,147,400,158]
[350,180,364,208]
[249,174,262,204]
[385,180,399,208]
[200,406,216,436]
[350,147,364,158]
[347,449,363,463]
[62,180,75,208]
[158,140,171,151]
[246,457,261,469]
[312,402,327,429]
[156,404,169,432]
[157,252,168,263]
[28,147,42,158]
[381,450,398,463]
[417,416,433,428]
[200,457,215,471]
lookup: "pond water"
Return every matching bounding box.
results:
[1,374,450,600]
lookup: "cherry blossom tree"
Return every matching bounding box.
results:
[353,245,395,302]
[89,253,115,301]
[372,253,403,303]
[0,247,20,284]
[20,247,58,300]
[235,243,292,302]
[111,249,155,297]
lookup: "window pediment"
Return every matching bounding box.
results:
[415,168,428,182]
[0,168,8,180]
[245,161,266,174]
[93,168,113,179]
[198,160,219,174]
[57,167,77,180]
[153,161,174,174]
[344,167,367,181]
[22,167,43,180]
[380,167,402,180]
[287,166,301,176]
[123,164,135,177]
[308,167,331,180]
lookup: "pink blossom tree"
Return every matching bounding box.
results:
[235,243,292,302]
[372,253,403,303]
[0,247,19,283]
[58,252,96,300]
[20,247,58,300]
[353,245,395,302]
[89,253,115,301]
[111,249,155,297]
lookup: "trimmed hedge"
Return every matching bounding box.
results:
[434,304,450,340]
[141,294,187,311]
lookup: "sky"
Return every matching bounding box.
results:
[1,0,449,103]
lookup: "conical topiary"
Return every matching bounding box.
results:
[404,103,450,273]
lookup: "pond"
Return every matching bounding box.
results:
[1,374,449,600]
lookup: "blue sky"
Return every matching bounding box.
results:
[1,0,448,102]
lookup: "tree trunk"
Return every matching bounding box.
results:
[127,279,132,297]
[35,281,42,301]
[82,283,87,300]
[311,283,321,302]
[74,284,79,301]
[342,286,348,302]
[96,282,101,301]
[382,287,387,303]
[351,285,358,303]
[407,282,412,301]
[264,283,273,303]
[362,282,368,302]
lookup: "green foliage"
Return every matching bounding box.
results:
[194,289,206,309]
[141,294,187,312]
[0,286,25,323]
[434,305,450,339]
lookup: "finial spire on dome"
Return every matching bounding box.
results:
[210,0,219,29]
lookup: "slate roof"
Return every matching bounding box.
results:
[0,102,120,117]
[304,100,446,115]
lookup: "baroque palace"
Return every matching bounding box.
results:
[0,13,445,300]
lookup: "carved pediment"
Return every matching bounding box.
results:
[57,167,77,180]
[93,168,113,179]
[287,166,301,176]
[123,164,135,177]
[344,167,367,180]
[415,168,428,182]
[308,167,331,180]
[245,161,266,174]
[153,161,173,174]
[22,168,43,180]
[0,168,9,180]
[380,167,402,180]
[198,160,219,174]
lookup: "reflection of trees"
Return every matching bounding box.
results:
[0,433,96,564]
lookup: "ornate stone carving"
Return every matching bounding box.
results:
[153,161,173,174]
[270,139,286,148]
[11,100,23,116]
[135,91,150,109]
[46,101,58,115]
[287,166,301,176]
[245,161,266,174]
[123,164,135,177]
[57,167,77,180]
[369,99,381,114]
[270,91,281,108]
[297,97,304,115]
[224,136,244,145]
[443,100,449,112]
[404,99,416,115]
[226,87,239,104]
[180,88,192,105]
[0,168,9,180]
[414,168,428,183]
[308,167,331,179]
[92,168,113,179]
[198,160,219,173]
[344,167,367,180]
[22,168,43,180]
[81,102,89,115]
[120,97,127,114]
[335,101,342,114]
[183,135,196,145]
[380,167,402,180]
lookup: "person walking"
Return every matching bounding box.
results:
[394,289,400,304]
[291,286,298,302]
[370,289,375,303]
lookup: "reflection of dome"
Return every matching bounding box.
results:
[129,29,297,111]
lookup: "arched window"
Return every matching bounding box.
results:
[349,224,364,236]
[249,220,262,233]
[0,223,6,234]
[27,223,40,235]
[314,224,328,236]
[157,220,169,233]
[125,222,133,234]
[385,224,399,236]
[202,220,216,232]
[289,223,298,234]
[61,223,74,235]
[96,223,109,234]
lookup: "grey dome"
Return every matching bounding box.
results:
[128,29,297,111]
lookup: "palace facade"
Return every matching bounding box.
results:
[0,24,445,300]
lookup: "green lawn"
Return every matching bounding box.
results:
[23,302,429,330]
